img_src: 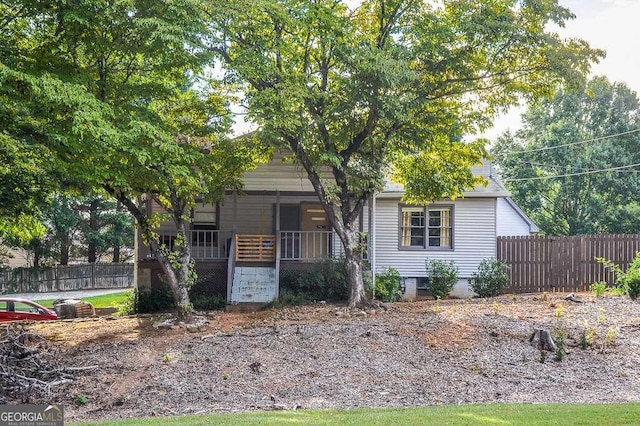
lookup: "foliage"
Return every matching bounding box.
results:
[579,322,597,350]
[188,277,226,311]
[279,260,349,304]
[425,259,459,300]
[374,268,402,303]
[590,281,607,298]
[75,394,89,406]
[493,77,640,235]
[619,255,640,300]
[597,252,640,299]
[1,0,266,311]
[553,322,567,362]
[118,286,175,315]
[4,194,135,266]
[469,258,510,298]
[207,0,601,308]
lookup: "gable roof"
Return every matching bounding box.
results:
[379,161,510,198]
[503,197,540,233]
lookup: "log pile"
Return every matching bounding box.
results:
[0,324,74,403]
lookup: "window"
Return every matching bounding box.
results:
[191,204,217,246]
[400,205,453,249]
[400,207,425,247]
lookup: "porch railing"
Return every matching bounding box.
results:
[150,230,232,260]
[148,229,362,262]
[279,231,344,260]
[235,234,276,262]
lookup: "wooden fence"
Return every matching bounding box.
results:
[0,263,134,294]
[497,234,640,293]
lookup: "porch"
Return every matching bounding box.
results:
[137,191,369,304]
[139,228,348,304]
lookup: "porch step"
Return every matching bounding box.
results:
[230,266,277,303]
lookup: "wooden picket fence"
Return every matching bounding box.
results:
[0,263,134,294]
[497,234,640,293]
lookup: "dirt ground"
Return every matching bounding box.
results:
[23,293,640,422]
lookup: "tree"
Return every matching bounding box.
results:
[493,77,640,235]
[0,0,260,314]
[206,0,602,307]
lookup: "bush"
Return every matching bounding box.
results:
[190,294,226,311]
[425,259,458,299]
[279,259,349,303]
[619,253,640,300]
[189,275,226,311]
[590,281,607,298]
[599,252,640,300]
[374,267,402,302]
[118,283,175,315]
[469,258,510,298]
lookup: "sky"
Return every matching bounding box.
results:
[485,0,640,139]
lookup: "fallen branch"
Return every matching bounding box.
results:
[0,324,80,403]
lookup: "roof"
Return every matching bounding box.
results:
[378,161,511,199]
[504,197,540,233]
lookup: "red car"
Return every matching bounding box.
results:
[0,298,58,322]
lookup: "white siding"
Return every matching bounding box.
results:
[373,198,496,278]
[496,198,532,236]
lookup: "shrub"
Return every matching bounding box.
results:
[374,267,402,302]
[469,258,510,298]
[599,252,640,299]
[553,323,567,362]
[425,259,458,300]
[590,281,607,298]
[279,259,349,303]
[189,275,226,311]
[619,254,640,300]
[118,283,175,315]
[190,294,226,311]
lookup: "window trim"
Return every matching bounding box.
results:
[190,203,219,247]
[398,204,454,251]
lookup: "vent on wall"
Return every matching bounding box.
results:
[416,277,430,290]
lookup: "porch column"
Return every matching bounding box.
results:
[370,193,376,299]
[274,190,281,300]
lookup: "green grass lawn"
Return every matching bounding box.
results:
[35,290,130,309]
[72,403,640,425]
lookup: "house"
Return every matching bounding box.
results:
[136,152,537,302]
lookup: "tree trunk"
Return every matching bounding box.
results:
[112,200,122,263]
[154,217,193,318]
[338,227,369,309]
[59,234,70,265]
[529,329,557,352]
[104,188,193,318]
[87,198,99,263]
